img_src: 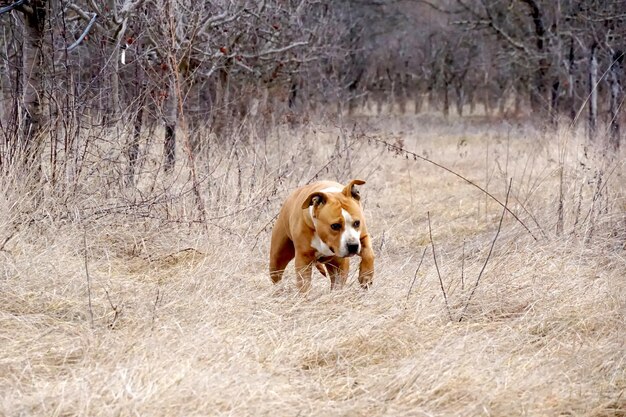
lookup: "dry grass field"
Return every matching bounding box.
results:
[1,114,624,416]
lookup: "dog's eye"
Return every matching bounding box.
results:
[353,220,360,228]
[331,223,342,231]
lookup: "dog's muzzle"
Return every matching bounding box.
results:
[346,243,360,256]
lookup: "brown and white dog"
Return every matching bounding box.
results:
[269,179,374,292]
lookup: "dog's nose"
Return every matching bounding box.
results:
[347,243,359,254]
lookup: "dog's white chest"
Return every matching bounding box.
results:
[311,233,334,257]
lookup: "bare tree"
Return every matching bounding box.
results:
[0,0,47,167]
[588,41,598,141]
[608,49,623,150]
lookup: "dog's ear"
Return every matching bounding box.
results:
[342,179,366,201]
[302,192,327,209]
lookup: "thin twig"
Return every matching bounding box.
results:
[406,247,428,302]
[513,195,548,239]
[459,178,512,322]
[151,287,162,330]
[580,162,621,226]
[103,287,122,329]
[461,240,465,291]
[365,135,537,241]
[0,225,18,252]
[83,229,94,329]
[428,212,452,321]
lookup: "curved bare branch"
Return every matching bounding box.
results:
[67,13,98,51]
[0,0,27,15]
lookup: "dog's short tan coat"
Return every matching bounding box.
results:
[269,179,374,292]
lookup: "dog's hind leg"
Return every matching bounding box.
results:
[269,236,295,284]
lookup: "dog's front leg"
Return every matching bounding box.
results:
[295,254,315,293]
[358,235,375,289]
[327,257,349,290]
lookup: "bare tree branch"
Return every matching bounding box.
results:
[67,3,106,32]
[67,13,97,51]
[236,41,309,60]
[0,0,27,15]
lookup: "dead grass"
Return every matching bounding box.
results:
[0,114,624,416]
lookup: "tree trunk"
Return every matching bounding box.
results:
[397,73,407,114]
[213,66,230,138]
[375,69,383,114]
[386,68,395,113]
[484,92,492,117]
[609,50,623,150]
[588,43,598,142]
[163,76,177,172]
[550,79,560,126]
[347,68,363,116]
[483,75,492,117]
[514,86,522,116]
[468,88,476,115]
[442,82,449,118]
[455,84,464,117]
[520,0,548,115]
[125,63,145,185]
[498,93,506,116]
[21,1,47,166]
[288,80,298,109]
[110,58,120,123]
[529,71,547,114]
[0,41,10,124]
[568,38,576,122]
[125,105,143,184]
[414,88,423,114]
[110,4,129,122]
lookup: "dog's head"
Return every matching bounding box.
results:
[302,179,367,258]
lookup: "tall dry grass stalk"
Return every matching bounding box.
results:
[0,114,624,416]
